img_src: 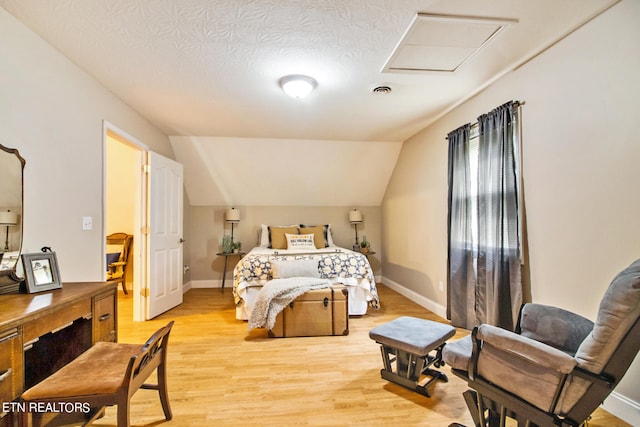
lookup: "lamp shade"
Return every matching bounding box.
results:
[0,211,18,226]
[225,208,240,223]
[349,209,363,223]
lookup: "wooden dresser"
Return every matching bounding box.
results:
[0,282,117,423]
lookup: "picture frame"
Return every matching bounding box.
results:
[22,252,62,293]
[0,251,20,271]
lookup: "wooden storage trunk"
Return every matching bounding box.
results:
[269,284,349,337]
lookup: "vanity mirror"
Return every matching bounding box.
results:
[0,143,25,293]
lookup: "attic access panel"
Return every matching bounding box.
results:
[382,13,518,73]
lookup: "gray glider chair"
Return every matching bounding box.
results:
[443,258,640,427]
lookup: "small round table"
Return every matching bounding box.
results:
[216,252,245,293]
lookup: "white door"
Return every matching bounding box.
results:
[146,151,184,319]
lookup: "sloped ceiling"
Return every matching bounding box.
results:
[0,0,618,206]
[170,136,402,206]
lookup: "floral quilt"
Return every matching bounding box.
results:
[233,249,379,309]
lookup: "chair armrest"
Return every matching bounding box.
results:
[470,325,579,413]
[107,261,126,274]
[476,324,577,374]
[518,303,594,355]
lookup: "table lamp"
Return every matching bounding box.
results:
[225,207,240,244]
[349,209,363,250]
[0,210,18,251]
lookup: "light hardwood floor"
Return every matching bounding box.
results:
[92,285,630,427]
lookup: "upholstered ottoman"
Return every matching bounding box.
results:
[369,316,456,397]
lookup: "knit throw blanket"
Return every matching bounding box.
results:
[248,277,331,331]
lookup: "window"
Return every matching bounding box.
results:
[458,118,522,256]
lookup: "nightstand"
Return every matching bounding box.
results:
[359,251,376,259]
[216,252,245,293]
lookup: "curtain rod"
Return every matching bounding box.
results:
[445,100,525,140]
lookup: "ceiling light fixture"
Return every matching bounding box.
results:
[279,74,317,99]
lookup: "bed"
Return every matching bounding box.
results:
[232,224,380,320]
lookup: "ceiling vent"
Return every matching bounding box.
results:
[382,13,518,74]
[371,85,392,94]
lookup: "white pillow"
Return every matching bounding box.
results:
[259,224,269,247]
[271,259,321,279]
[326,224,335,246]
[285,233,316,250]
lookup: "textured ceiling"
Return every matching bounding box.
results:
[0,0,618,142]
[1,0,619,207]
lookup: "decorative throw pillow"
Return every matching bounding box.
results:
[285,233,317,250]
[299,224,333,247]
[271,259,321,278]
[268,226,299,249]
[106,252,121,271]
[298,225,325,248]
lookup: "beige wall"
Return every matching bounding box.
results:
[188,205,381,287]
[0,8,175,282]
[381,0,640,421]
[106,136,137,235]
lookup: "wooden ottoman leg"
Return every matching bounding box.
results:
[369,317,456,398]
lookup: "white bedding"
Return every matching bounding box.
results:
[232,246,379,320]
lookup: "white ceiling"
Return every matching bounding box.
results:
[2,0,618,206]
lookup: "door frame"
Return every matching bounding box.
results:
[102,120,148,321]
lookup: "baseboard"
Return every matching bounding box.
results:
[380,276,447,319]
[602,391,640,426]
[190,279,221,289]
[182,280,192,293]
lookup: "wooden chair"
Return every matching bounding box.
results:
[20,321,174,427]
[106,232,133,294]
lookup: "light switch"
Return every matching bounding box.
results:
[82,216,93,231]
